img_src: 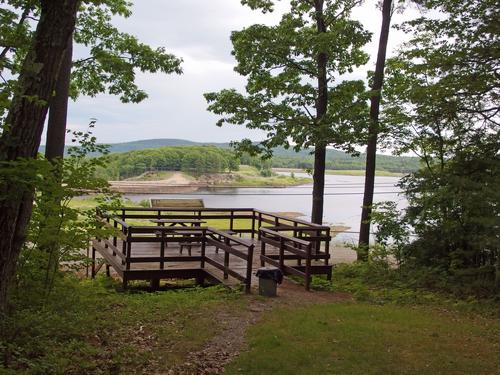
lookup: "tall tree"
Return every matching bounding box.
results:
[4,1,182,273]
[2,1,183,160]
[358,0,394,258]
[381,0,499,283]
[205,0,370,224]
[0,0,79,309]
[45,36,72,160]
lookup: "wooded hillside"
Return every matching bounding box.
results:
[96,145,240,180]
[77,139,420,179]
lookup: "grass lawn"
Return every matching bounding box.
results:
[225,302,500,375]
[1,277,244,374]
[4,261,498,374]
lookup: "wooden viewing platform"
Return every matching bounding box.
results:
[92,207,332,291]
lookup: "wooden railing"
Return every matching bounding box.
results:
[259,227,332,290]
[94,207,332,291]
[111,207,257,237]
[204,228,254,293]
[105,206,331,240]
[94,210,255,292]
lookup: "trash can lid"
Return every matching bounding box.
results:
[256,266,283,284]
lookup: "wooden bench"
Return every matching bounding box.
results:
[150,198,205,208]
[174,230,204,256]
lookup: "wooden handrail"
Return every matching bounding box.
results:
[111,217,129,228]
[207,227,253,247]
[105,207,255,212]
[260,227,311,247]
[128,225,207,233]
[254,209,330,230]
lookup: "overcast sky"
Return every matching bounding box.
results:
[48,0,422,145]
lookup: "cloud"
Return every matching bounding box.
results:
[51,0,422,145]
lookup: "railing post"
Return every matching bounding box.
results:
[251,210,256,239]
[305,243,312,291]
[260,232,266,267]
[230,210,234,231]
[258,212,262,240]
[160,229,165,270]
[201,228,206,268]
[246,244,254,293]
[325,228,331,266]
[279,237,285,271]
[297,240,302,266]
[121,227,127,265]
[224,237,230,279]
[113,220,118,248]
[126,228,132,271]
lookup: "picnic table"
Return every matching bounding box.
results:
[150,219,207,255]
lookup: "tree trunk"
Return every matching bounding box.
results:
[358,0,393,259]
[39,35,74,289]
[312,144,326,224]
[311,0,328,225]
[0,0,79,310]
[45,35,73,160]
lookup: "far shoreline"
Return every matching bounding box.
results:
[107,168,405,194]
[273,168,405,177]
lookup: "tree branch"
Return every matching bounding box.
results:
[0,6,32,65]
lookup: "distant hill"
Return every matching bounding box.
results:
[103,138,229,153]
[40,138,420,173]
[39,138,228,154]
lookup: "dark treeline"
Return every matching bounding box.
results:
[267,153,419,172]
[96,145,419,180]
[41,138,420,173]
[41,136,421,176]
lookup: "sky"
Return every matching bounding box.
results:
[48,0,422,145]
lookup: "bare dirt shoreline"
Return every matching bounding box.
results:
[109,171,307,193]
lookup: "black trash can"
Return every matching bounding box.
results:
[256,266,283,297]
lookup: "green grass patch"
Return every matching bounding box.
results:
[1,276,244,374]
[312,263,500,316]
[225,302,500,375]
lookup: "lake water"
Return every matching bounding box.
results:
[125,173,406,244]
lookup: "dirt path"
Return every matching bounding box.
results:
[163,172,193,185]
[109,172,200,193]
[168,280,351,375]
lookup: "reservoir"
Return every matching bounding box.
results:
[125,173,405,244]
